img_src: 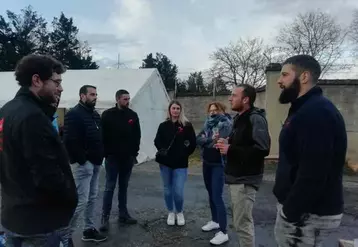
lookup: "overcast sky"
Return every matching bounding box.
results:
[1,0,358,78]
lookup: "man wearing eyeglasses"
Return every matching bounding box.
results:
[0,54,78,247]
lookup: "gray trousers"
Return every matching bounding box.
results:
[274,204,342,247]
[69,161,101,233]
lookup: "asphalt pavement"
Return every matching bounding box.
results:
[68,162,358,247]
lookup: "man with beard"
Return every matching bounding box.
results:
[273,55,347,246]
[215,84,270,247]
[99,89,141,231]
[0,54,78,246]
[63,85,107,244]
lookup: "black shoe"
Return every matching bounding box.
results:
[118,215,137,224]
[99,215,110,232]
[67,238,74,247]
[81,228,108,242]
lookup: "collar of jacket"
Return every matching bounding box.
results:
[78,101,95,112]
[114,103,130,112]
[289,86,323,114]
[15,86,56,119]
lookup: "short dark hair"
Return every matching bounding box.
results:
[283,54,321,83]
[238,84,256,107]
[15,54,66,87]
[79,85,96,96]
[115,89,129,100]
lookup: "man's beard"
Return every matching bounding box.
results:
[38,88,57,105]
[279,77,301,104]
[85,100,96,108]
[121,103,129,108]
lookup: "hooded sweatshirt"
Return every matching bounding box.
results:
[225,107,271,189]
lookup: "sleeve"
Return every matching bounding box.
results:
[133,112,141,156]
[185,122,197,156]
[154,123,164,150]
[101,111,110,157]
[63,110,86,165]
[20,114,68,194]
[218,119,232,139]
[227,113,270,162]
[282,110,336,223]
[196,128,212,148]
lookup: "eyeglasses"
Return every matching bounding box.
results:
[48,78,62,87]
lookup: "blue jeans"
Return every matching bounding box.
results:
[203,164,227,233]
[102,156,134,217]
[69,161,101,233]
[159,165,188,213]
[3,227,71,247]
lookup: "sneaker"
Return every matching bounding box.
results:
[202,221,220,232]
[176,212,185,226]
[99,215,109,232]
[167,212,175,226]
[81,228,108,242]
[210,231,229,245]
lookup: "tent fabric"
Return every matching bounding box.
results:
[0,68,171,164]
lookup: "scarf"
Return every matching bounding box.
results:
[204,114,227,133]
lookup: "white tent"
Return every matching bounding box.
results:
[0,68,171,164]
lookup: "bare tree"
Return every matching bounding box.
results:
[350,9,358,54]
[276,10,349,76]
[210,37,277,88]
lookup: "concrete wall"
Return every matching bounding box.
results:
[174,83,358,162]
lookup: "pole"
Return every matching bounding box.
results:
[174,80,177,99]
[213,78,217,100]
[117,53,120,69]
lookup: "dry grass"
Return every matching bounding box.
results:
[188,148,202,167]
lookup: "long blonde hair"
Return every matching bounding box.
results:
[166,100,189,125]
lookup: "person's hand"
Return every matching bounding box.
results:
[212,133,219,142]
[217,137,228,144]
[215,142,230,155]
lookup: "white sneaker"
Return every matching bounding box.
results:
[167,212,175,226]
[176,212,185,226]
[202,221,220,232]
[210,231,229,245]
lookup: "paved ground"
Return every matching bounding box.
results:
[66,161,358,247]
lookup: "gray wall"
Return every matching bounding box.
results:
[171,84,358,161]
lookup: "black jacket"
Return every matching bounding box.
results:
[154,120,196,169]
[225,107,270,189]
[0,87,78,235]
[101,106,141,161]
[63,103,104,166]
[273,86,347,223]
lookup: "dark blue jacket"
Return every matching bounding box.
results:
[273,86,347,223]
[63,103,104,166]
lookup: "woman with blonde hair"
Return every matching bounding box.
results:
[154,100,196,226]
[196,101,232,245]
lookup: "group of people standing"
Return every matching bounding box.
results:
[154,84,271,246]
[0,54,142,247]
[0,53,348,247]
